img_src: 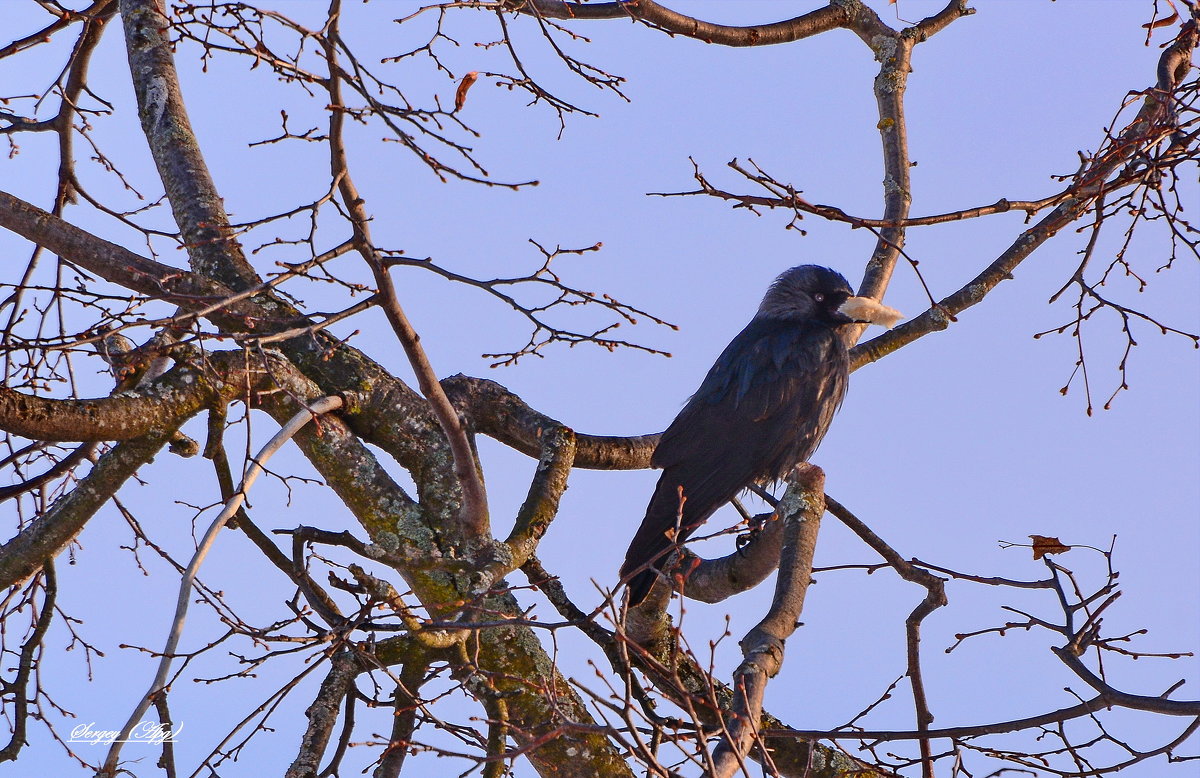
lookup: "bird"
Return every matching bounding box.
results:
[620,265,901,606]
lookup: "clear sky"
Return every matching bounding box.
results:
[2,1,1197,776]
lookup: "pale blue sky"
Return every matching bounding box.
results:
[2,1,1197,776]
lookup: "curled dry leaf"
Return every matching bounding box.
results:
[455,71,479,112]
[1030,535,1072,560]
[1142,8,1179,30]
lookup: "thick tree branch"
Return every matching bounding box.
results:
[0,377,207,443]
[0,190,265,329]
[852,28,913,314]
[0,430,173,589]
[284,649,361,778]
[119,0,260,290]
[676,512,784,603]
[497,425,576,573]
[523,0,851,46]
[443,374,657,470]
[711,466,824,778]
[0,346,293,444]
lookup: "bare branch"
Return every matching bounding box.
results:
[321,1,490,542]
[521,0,853,47]
[103,395,344,775]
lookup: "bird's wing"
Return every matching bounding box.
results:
[653,319,846,480]
[624,320,848,603]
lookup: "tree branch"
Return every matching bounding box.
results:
[521,0,851,46]
[826,496,947,777]
[323,0,490,542]
[0,190,265,329]
[851,16,1198,369]
[0,430,174,589]
[851,25,913,315]
[675,512,784,603]
[0,443,98,502]
[0,563,56,762]
[0,378,207,443]
[912,0,975,40]
[103,394,344,775]
[711,465,824,777]
[496,425,576,575]
[285,650,362,778]
[119,0,261,290]
[443,374,657,470]
[1051,646,1200,716]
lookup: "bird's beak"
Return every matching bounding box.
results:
[838,296,903,328]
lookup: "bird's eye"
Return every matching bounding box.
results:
[812,293,825,303]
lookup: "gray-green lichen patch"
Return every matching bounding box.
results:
[928,306,952,330]
[871,34,909,94]
[882,175,909,199]
[777,485,816,522]
[367,533,400,555]
[390,499,435,550]
[871,33,897,65]
[146,75,169,128]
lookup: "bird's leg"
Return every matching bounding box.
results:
[734,499,774,551]
[737,483,781,548]
[730,495,754,525]
[747,483,779,507]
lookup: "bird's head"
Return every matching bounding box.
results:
[756,265,903,328]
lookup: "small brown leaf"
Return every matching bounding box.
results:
[1142,9,1178,30]
[1030,535,1071,560]
[455,71,479,112]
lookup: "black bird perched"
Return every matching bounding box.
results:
[620,265,901,605]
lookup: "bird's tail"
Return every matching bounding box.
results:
[620,476,693,606]
[624,568,659,608]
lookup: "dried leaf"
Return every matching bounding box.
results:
[455,71,479,112]
[1030,535,1071,559]
[1142,9,1178,30]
